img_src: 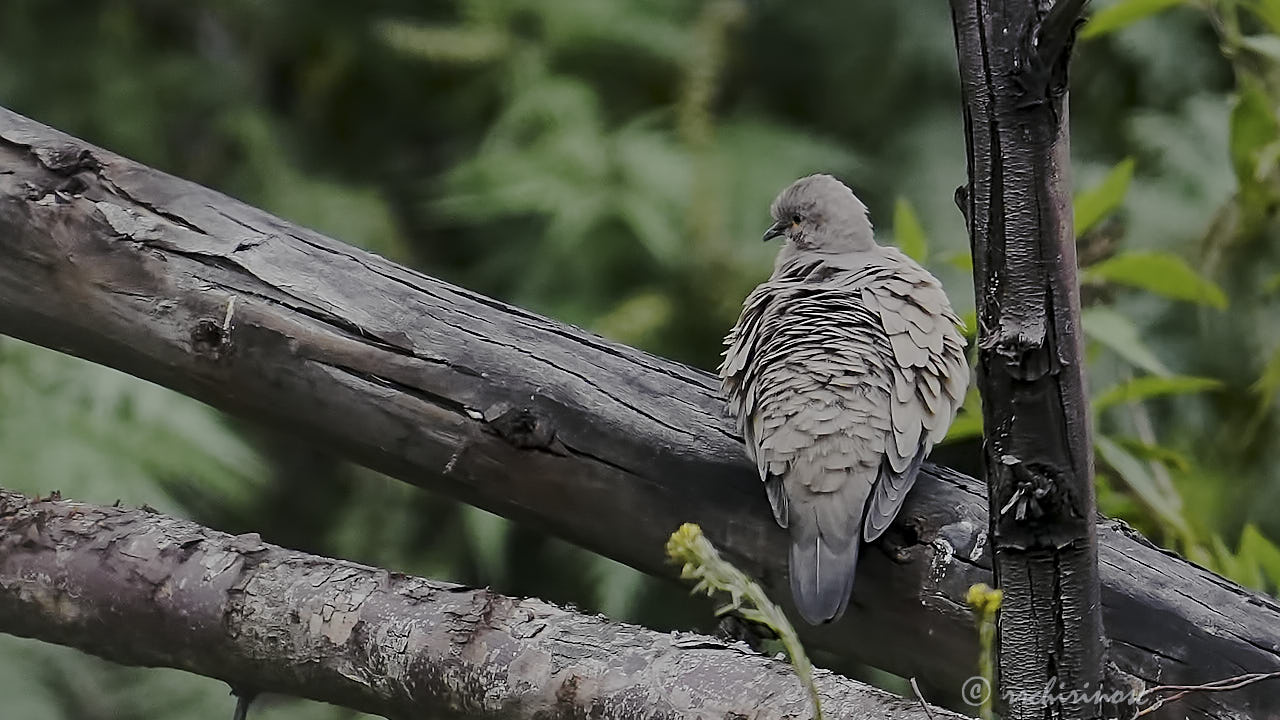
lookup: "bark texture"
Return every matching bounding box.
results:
[0,489,958,720]
[949,0,1105,718]
[0,106,1276,718]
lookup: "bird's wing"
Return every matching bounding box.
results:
[858,251,970,541]
[753,290,896,622]
[721,279,894,525]
[720,283,777,479]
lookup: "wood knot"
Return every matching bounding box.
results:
[953,183,970,225]
[992,455,1087,548]
[191,318,233,359]
[997,454,1057,522]
[56,173,89,197]
[231,532,268,553]
[986,327,1056,381]
[878,515,927,563]
[487,404,557,450]
[34,144,98,175]
[555,674,582,704]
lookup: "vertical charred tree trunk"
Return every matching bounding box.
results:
[948,1,1108,718]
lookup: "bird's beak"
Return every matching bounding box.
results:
[762,219,788,242]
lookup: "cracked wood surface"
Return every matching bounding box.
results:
[0,489,960,720]
[0,106,1276,718]
[949,1,1106,718]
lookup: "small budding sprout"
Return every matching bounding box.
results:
[665,523,824,720]
[966,583,1003,720]
[966,582,1003,615]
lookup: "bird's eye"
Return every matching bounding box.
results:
[790,214,802,224]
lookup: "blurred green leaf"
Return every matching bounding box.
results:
[943,386,983,443]
[1083,250,1228,308]
[1095,435,1189,534]
[378,20,509,64]
[1081,0,1185,39]
[1180,538,1217,569]
[1239,524,1280,591]
[592,557,650,617]
[958,309,978,339]
[1263,272,1280,296]
[1250,344,1280,415]
[1082,307,1172,376]
[222,111,410,259]
[941,250,974,273]
[1095,471,1144,522]
[1256,141,1280,183]
[892,196,929,262]
[1239,34,1280,63]
[1245,0,1280,38]
[713,119,859,248]
[943,412,983,443]
[1187,524,1280,592]
[460,506,512,584]
[1093,374,1223,413]
[1211,533,1251,584]
[1109,436,1193,472]
[0,339,264,508]
[1230,80,1280,218]
[1075,158,1135,237]
[592,292,674,346]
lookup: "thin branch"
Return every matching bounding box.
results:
[1036,0,1089,67]
[911,677,939,720]
[1137,670,1280,717]
[0,488,954,720]
[230,690,255,720]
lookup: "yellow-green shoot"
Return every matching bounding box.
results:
[666,522,823,720]
[966,582,1003,720]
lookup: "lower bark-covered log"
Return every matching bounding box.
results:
[0,107,1277,718]
[0,489,955,720]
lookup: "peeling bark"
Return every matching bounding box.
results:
[948,0,1109,718]
[0,489,958,720]
[0,106,1276,718]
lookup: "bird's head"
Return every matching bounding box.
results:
[762,174,875,253]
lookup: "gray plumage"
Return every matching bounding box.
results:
[719,174,969,624]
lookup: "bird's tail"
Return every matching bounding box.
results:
[788,530,859,625]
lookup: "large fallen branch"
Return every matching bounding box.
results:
[0,488,955,719]
[0,107,1276,718]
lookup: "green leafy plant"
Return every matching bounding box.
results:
[1082,250,1229,308]
[666,523,823,720]
[892,196,930,262]
[1075,158,1136,236]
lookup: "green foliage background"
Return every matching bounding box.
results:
[2,0,1280,716]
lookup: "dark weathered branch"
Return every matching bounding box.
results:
[0,488,957,719]
[0,107,1276,718]
[949,0,1104,718]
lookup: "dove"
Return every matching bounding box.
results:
[719,174,970,624]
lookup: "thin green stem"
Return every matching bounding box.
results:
[666,523,823,720]
[966,583,1003,720]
